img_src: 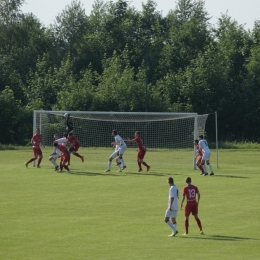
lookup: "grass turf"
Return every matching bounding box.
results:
[0,147,259,260]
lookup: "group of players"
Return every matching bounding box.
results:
[165,135,215,237]
[25,114,214,236]
[105,130,151,173]
[24,114,84,173]
[194,135,214,176]
[24,114,151,173]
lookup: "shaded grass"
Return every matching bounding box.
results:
[0,147,259,260]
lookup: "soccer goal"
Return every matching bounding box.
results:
[33,110,209,168]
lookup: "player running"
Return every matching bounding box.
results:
[25,128,44,168]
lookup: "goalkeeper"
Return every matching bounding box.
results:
[64,113,74,137]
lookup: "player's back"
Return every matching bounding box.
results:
[169,185,179,210]
[183,184,199,204]
[199,139,210,153]
[115,135,126,147]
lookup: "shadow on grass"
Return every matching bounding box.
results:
[212,175,249,179]
[125,171,168,176]
[180,234,257,241]
[70,171,119,176]
[67,170,177,177]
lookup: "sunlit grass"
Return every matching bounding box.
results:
[0,147,259,260]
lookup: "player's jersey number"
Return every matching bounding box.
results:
[203,140,208,146]
[188,188,196,199]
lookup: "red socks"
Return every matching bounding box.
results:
[142,161,149,167]
[195,217,202,230]
[185,219,189,234]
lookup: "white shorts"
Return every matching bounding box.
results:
[202,152,211,161]
[110,150,119,159]
[49,153,61,160]
[165,209,178,218]
[118,145,127,155]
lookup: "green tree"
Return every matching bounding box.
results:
[160,0,210,73]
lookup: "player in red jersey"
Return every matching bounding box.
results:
[194,139,204,175]
[25,128,44,168]
[53,142,71,173]
[67,132,84,163]
[180,177,203,235]
[125,131,150,172]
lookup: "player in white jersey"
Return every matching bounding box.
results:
[49,134,66,171]
[198,135,214,176]
[165,177,179,237]
[105,130,127,172]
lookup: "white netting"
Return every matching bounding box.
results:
[34,111,208,151]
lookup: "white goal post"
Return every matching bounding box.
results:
[33,110,209,168]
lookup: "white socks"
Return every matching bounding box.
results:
[120,158,125,166]
[51,159,58,167]
[167,221,176,232]
[108,161,112,170]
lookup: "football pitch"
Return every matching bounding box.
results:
[0,147,259,260]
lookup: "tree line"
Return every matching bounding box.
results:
[1,0,260,144]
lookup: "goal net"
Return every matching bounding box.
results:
[33,111,209,168]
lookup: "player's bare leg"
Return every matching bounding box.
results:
[137,160,142,172]
[183,216,189,235]
[194,214,203,234]
[37,155,43,167]
[139,159,150,172]
[105,157,112,172]
[25,153,39,168]
[73,151,84,162]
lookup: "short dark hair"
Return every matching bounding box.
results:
[168,177,174,184]
[194,139,199,144]
[186,177,191,183]
[199,135,204,139]
[68,132,73,136]
[135,131,140,136]
[112,130,117,135]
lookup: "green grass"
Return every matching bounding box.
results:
[0,147,259,260]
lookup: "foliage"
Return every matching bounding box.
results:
[0,0,260,143]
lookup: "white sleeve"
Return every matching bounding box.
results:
[56,137,67,144]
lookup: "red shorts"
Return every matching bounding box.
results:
[61,153,70,163]
[33,147,42,156]
[185,203,198,216]
[196,157,202,164]
[137,149,146,159]
[69,144,80,152]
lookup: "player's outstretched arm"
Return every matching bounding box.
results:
[124,138,135,143]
